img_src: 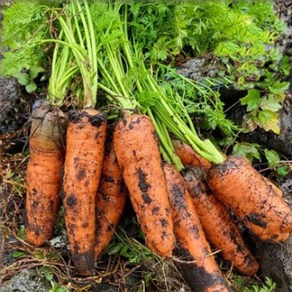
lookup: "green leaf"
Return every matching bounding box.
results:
[280,56,291,76]
[33,250,45,259]
[269,81,289,95]
[107,243,122,255]
[14,72,30,86]
[240,89,261,111]
[18,225,25,239]
[12,250,26,258]
[232,142,261,163]
[276,165,289,178]
[25,82,37,93]
[30,66,45,79]
[257,110,280,134]
[264,149,280,167]
[40,266,54,282]
[49,282,68,292]
[144,272,154,287]
[260,96,282,112]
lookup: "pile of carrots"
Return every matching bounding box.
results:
[25,103,292,289]
[20,1,292,291]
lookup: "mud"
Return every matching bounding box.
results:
[174,246,232,292]
[68,110,107,128]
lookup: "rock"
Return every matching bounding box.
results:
[0,77,33,154]
[255,236,292,292]
[0,77,32,135]
[0,77,21,133]
[0,269,50,292]
[89,283,118,292]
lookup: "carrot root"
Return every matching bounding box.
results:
[25,100,67,247]
[95,138,127,261]
[172,139,212,171]
[63,108,107,275]
[183,167,259,276]
[207,156,292,242]
[113,115,175,257]
[163,163,231,292]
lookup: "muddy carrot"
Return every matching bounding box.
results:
[95,138,127,261]
[263,177,282,197]
[172,139,212,171]
[63,109,107,275]
[207,156,292,242]
[163,163,231,292]
[183,167,259,276]
[25,100,67,247]
[113,114,175,257]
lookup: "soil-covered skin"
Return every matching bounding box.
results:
[208,156,292,242]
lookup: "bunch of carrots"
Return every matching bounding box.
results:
[21,1,292,291]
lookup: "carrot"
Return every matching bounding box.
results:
[263,177,282,197]
[95,137,127,261]
[207,156,292,242]
[163,163,231,292]
[113,114,175,257]
[172,139,212,171]
[25,100,67,247]
[183,167,259,276]
[63,108,107,275]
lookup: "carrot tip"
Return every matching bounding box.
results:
[72,251,95,276]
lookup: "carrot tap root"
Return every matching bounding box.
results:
[183,167,259,276]
[113,114,175,257]
[207,156,292,243]
[63,108,107,275]
[94,139,127,261]
[25,100,67,247]
[163,163,231,292]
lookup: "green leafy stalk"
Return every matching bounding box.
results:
[48,30,78,105]
[121,8,224,164]
[51,0,98,108]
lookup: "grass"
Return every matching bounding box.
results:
[1,134,277,292]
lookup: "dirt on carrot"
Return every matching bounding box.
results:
[63,108,107,275]
[163,163,231,292]
[263,177,283,197]
[207,156,292,242]
[25,100,67,247]
[113,114,175,258]
[183,166,259,276]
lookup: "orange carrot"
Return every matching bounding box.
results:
[172,139,212,171]
[207,156,292,242]
[263,177,282,197]
[95,138,127,261]
[25,100,67,247]
[63,109,107,275]
[113,114,175,257]
[163,163,231,292]
[183,167,259,276]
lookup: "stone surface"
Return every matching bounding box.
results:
[255,236,292,292]
[0,77,30,134]
[0,270,50,292]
